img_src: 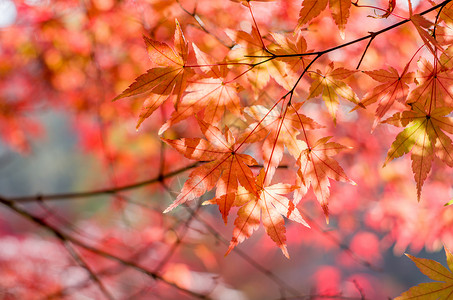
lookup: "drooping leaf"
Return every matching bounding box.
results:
[328,0,351,39]
[395,246,453,300]
[439,2,453,25]
[297,0,351,39]
[163,119,257,223]
[383,103,453,200]
[410,14,444,56]
[296,0,328,31]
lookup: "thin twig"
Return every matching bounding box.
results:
[241,0,452,61]
[356,33,376,69]
[63,241,115,300]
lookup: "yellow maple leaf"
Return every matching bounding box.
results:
[395,246,453,300]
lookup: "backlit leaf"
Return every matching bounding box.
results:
[354,66,414,129]
[226,170,309,258]
[308,62,359,123]
[114,20,194,129]
[297,0,351,39]
[383,104,453,200]
[295,136,355,221]
[395,247,453,300]
[163,119,257,223]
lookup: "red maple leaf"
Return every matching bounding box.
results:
[159,45,243,134]
[114,20,194,129]
[163,119,257,223]
[354,66,414,129]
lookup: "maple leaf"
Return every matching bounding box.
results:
[353,66,414,129]
[395,246,453,300]
[407,58,453,109]
[439,2,453,25]
[163,119,257,223]
[227,26,296,92]
[297,0,328,30]
[410,14,444,56]
[159,45,243,134]
[225,169,309,258]
[308,62,359,123]
[383,103,453,200]
[241,102,323,178]
[269,31,313,76]
[113,20,194,129]
[328,0,351,39]
[297,0,351,39]
[294,136,356,221]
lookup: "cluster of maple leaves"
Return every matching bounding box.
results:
[114,0,453,263]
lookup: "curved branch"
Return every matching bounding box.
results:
[243,0,452,60]
[8,162,200,203]
[8,163,289,203]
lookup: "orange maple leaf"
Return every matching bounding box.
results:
[227,26,296,92]
[407,58,453,109]
[225,169,309,258]
[159,45,243,134]
[354,66,414,129]
[297,0,351,39]
[269,31,313,79]
[241,102,323,178]
[440,46,453,68]
[113,20,194,129]
[294,136,356,221]
[439,2,453,25]
[395,246,453,299]
[163,119,257,223]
